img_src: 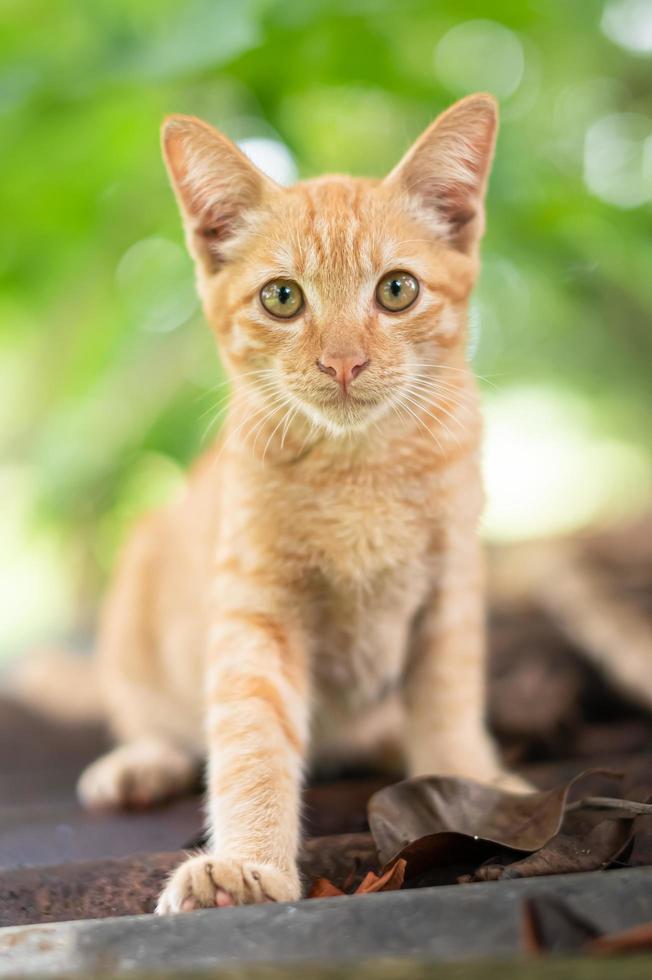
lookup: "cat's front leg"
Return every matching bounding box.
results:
[157,584,309,914]
[403,525,530,793]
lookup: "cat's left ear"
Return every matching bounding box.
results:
[384,93,498,255]
[162,115,278,274]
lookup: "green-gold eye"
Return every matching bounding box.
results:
[260,279,304,319]
[376,271,419,312]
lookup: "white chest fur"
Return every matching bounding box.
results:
[310,554,433,708]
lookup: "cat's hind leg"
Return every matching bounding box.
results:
[404,518,533,794]
[79,519,201,810]
[78,736,199,809]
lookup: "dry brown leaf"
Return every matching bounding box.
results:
[472,789,652,882]
[472,809,634,881]
[367,770,627,883]
[522,897,652,957]
[354,871,380,893]
[311,770,650,899]
[587,919,652,955]
[307,877,345,898]
[308,858,406,899]
[370,773,592,866]
[521,896,601,954]
[355,858,406,894]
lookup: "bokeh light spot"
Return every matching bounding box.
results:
[602,0,652,54]
[483,388,652,541]
[434,21,524,98]
[116,237,197,333]
[238,138,298,186]
[584,113,652,208]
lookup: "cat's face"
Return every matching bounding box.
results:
[163,95,497,436]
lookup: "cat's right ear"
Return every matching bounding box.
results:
[161,116,276,274]
[383,94,498,255]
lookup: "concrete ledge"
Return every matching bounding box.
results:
[1,868,651,978]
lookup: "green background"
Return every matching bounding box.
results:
[1,0,652,655]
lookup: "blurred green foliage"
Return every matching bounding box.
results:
[1,0,652,651]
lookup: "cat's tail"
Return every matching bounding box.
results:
[491,540,652,711]
[4,648,104,724]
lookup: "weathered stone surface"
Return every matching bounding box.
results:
[0,834,378,927]
[1,868,651,977]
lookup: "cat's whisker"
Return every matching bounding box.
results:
[261,398,296,463]
[200,406,227,446]
[197,389,237,427]
[409,373,471,392]
[406,375,478,404]
[238,408,280,460]
[412,394,476,423]
[393,394,446,455]
[411,362,500,390]
[249,393,291,458]
[389,400,409,432]
[199,386,255,445]
[414,411,460,454]
[280,403,300,450]
[404,381,474,430]
[392,238,443,248]
[400,389,463,451]
[404,376,473,406]
[194,370,279,415]
[368,411,385,441]
[405,380,476,415]
[199,374,282,421]
[196,368,274,398]
[214,394,281,464]
[410,362,472,373]
[199,378,286,446]
[296,414,320,457]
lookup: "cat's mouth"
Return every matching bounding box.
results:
[296,388,392,435]
[321,389,381,408]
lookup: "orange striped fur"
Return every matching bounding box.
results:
[76,94,528,914]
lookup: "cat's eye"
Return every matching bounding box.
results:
[376,271,419,312]
[260,279,304,319]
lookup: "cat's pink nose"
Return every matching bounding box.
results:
[317,353,370,393]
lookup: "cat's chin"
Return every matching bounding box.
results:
[297,396,393,438]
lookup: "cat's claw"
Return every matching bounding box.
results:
[155,855,301,914]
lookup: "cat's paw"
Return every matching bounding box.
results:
[155,854,300,914]
[77,738,197,810]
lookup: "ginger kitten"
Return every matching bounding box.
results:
[74,93,527,913]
